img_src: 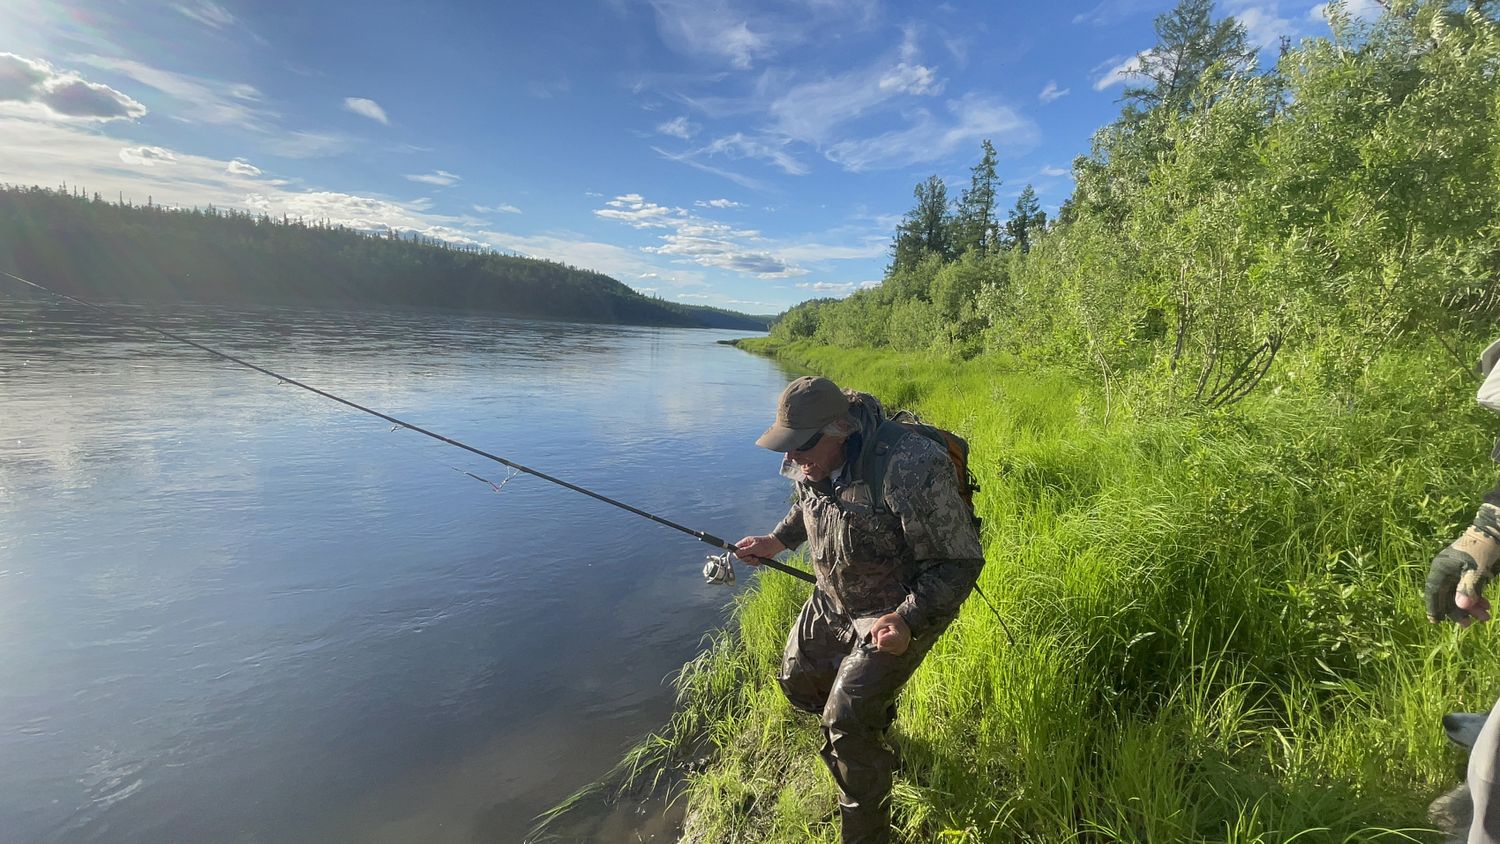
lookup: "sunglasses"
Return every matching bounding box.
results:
[791,430,824,453]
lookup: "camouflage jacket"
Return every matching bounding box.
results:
[771,391,984,638]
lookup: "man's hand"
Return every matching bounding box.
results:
[734,535,785,566]
[869,612,910,655]
[1427,521,1500,626]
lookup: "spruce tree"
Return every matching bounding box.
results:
[890,175,954,273]
[955,140,1000,255]
[1004,185,1046,252]
[1122,0,1256,118]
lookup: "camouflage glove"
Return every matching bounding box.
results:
[1426,503,1500,624]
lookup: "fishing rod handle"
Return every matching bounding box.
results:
[759,557,817,584]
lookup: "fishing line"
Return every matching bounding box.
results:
[269,365,523,497]
[1,270,815,584]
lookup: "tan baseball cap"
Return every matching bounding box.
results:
[755,376,849,451]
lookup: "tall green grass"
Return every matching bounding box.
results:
[546,338,1500,842]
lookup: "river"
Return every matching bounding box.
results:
[0,299,795,843]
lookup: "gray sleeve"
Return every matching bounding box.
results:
[895,557,984,638]
[771,497,807,550]
[885,439,985,637]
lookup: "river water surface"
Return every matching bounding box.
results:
[0,300,795,843]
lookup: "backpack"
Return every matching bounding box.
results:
[861,409,980,527]
[860,409,1008,642]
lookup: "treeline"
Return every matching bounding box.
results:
[774,0,1500,408]
[0,185,767,330]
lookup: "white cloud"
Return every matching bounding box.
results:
[1039,164,1069,177]
[702,133,807,175]
[0,53,146,122]
[1072,0,1159,26]
[824,94,1037,172]
[649,233,803,277]
[265,130,347,159]
[1225,1,1297,50]
[651,146,768,191]
[225,159,261,176]
[343,97,389,125]
[485,231,706,286]
[899,22,922,62]
[119,145,176,166]
[657,116,699,139]
[795,280,881,297]
[799,281,851,292]
[1038,81,1069,103]
[595,193,685,228]
[405,170,461,186]
[653,25,1029,179]
[594,192,807,279]
[653,132,806,187]
[768,57,945,146]
[644,0,878,71]
[473,203,521,214]
[1093,53,1148,91]
[1310,0,1383,24]
[242,191,473,240]
[174,2,235,29]
[877,62,942,96]
[695,198,743,209]
[647,0,776,69]
[938,30,970,64]
[0,54,48,102]
[775,238,889,262]
[75,55,269,128]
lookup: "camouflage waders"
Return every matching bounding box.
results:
[778,589,950,844]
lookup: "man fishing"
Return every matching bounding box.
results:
[1426,338,1500,842]
[734,375,984,844]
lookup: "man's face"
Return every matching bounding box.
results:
[787,432,846,482]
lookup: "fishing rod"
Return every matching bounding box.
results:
[1,270,815,586]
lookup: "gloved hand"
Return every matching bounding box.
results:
[1426,503,1500,625]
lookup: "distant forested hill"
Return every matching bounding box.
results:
[0,186,767,331]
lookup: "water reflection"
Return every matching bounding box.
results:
[0,301,791,843]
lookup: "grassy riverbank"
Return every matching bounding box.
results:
[623,338,1500,843]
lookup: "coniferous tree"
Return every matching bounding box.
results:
[1004,185,1047,252]
[1121,0,1256,118]
[890,175,954,274]
[955,140,1000,255]
[1071,0,1255,225]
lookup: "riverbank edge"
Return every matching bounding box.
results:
[540,335,1493,842]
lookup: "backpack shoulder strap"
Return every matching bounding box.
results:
[865,420,950,514]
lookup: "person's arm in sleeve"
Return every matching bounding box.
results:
[735,491,806,564]
[771,493,808,551]
[886,443,985,638]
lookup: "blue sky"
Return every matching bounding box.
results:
[0,0,1378,314]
